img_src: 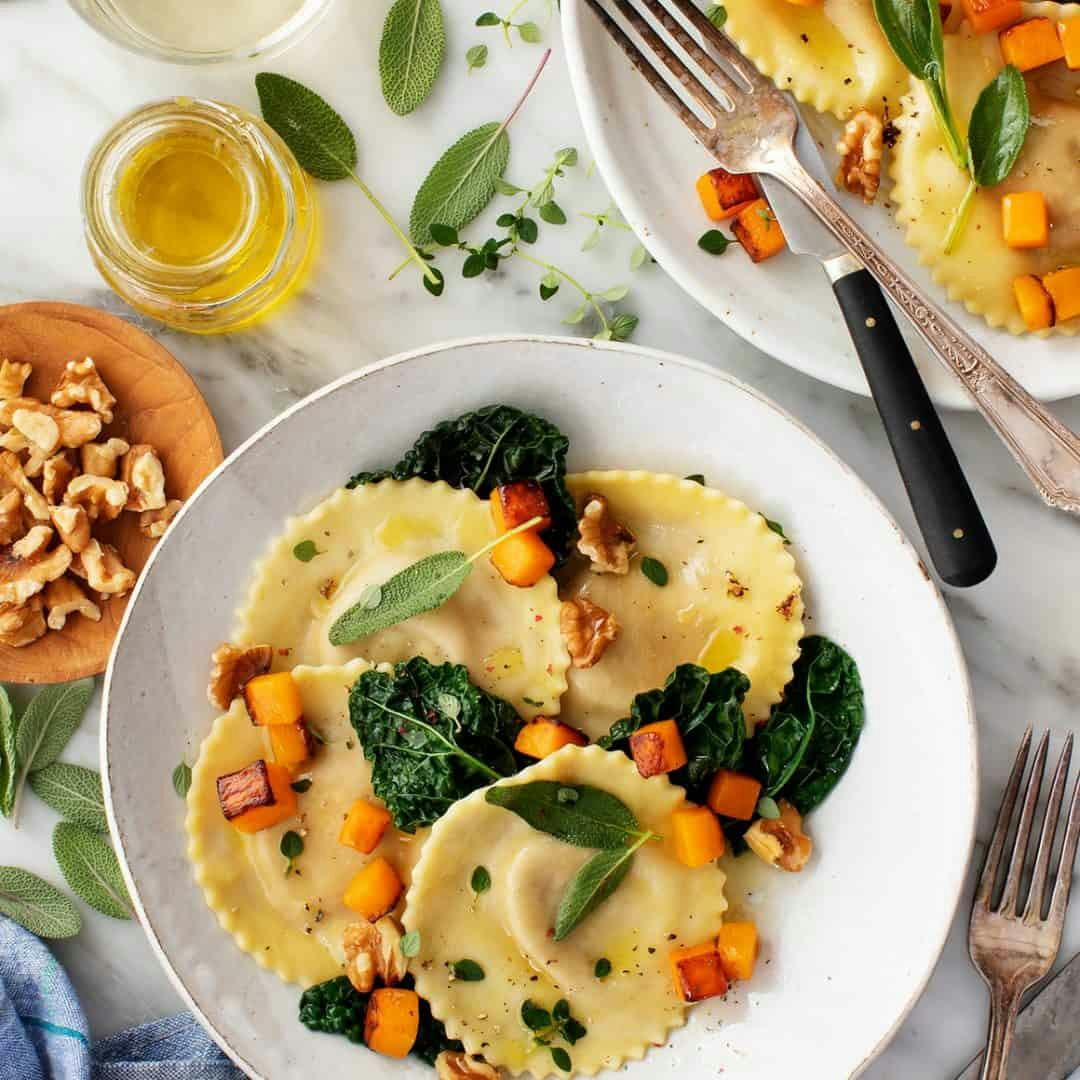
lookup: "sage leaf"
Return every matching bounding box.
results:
[0,686,16,817]
[554,842,638,940]
[380,0,446,116]
[52,823,132,920]
[410,121,511,244]
[29,764,107,832]
[0,866,81,939]
[12,679,94,824]
[255,73,357,181]
[172,761,193,798]
[329,550,472,645]
[967,65,1029,188]
[485,781,643,849]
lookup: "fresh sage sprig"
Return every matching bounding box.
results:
[476,2,542,48]
[255,72,441,292]
[328,514,542,645]
[0,866,81,939]
[555,834,652,940]
[53,822,133,921]
[29,763,108,832]
[0,687,15,817]
[379,0,446,116]
[580,203,649,270]
[943,65,1029,253]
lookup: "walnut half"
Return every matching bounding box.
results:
[139,499,182,539]
[343,916,408,993]
[435,1052,499,1080]
[71,539,135,596]
[51,357,117,424]
[121,444,166,512]
[44,576,101,631]
[207,642,273,710]
[576,493,636,574]
[560,597,620,669]
[0,595,46,648]
[745,799,812,872]
[836,109,884,204]
[0,359,31,402]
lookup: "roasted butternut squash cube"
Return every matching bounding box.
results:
[629,719,688,778]
[1001,191,1049,249]
[514,717,588,759]
[670,942,729,1002]
[671,805,726,867]
[344,856,403,921]
[1013,275,1055,331]
[960,0,1021,33]
[706,769,762,820]
[732,199,786,263]
[1042,267,1080,324]
[268,721,314,769]
[490,481,551,533]
[243,671,303,727]
[999,17,1064,70]
[490,530,555,587]
[1061,18,1080,68]
[364,987,420,1058]
[338,798,392,854]
[217,760,298,833]
[695,168,759,222]
[717,921,759,981]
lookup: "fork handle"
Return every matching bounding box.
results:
[981,983,1021,1080]
[775,155,1080,515]
[830,261,996,586]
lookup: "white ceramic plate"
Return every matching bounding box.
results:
[561,0,1077,410]
[103,336,976,1079]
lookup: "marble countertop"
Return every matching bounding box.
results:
[2,1,1079,1077]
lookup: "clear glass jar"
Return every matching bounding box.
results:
[66,0,333,64]
[83,99,318,335]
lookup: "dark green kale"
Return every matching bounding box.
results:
[347,404,577,565]
[601,664,749,801]
[412,990,463,1065]
[299,976,367,1043]
[349,656,523,832]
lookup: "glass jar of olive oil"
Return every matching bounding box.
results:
[83,98,317,334]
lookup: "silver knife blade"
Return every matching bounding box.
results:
[956,951,1080,1080]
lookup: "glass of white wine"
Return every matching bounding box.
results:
[67,0,333,63]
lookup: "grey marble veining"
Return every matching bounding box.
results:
[1,0,1079,1076]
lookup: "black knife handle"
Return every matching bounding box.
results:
[832,267,996,587]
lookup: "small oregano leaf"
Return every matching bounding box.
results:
[470,865,491,896]
[641,556,669,586]
[293,540,320,562]
[172,761,193,798]
[0,866,81,938]
[698,229,731,255]
[52,823,132,920]
[452,958,485,981]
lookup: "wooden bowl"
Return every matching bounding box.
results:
[0,302,223,684]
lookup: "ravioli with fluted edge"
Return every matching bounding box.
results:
[722,0,908,118]
[890,7,1080,336]
[233,479,569,718]
[404,745,728,1077]
[560,471,804,739]
[186,660,426,986]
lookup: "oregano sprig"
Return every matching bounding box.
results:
[476,1,542,48]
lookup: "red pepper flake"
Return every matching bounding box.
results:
[485,666,495,673]
[534,614,543,622]
[733,625,745,635]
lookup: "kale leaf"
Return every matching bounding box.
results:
[413,988,463,1065]
[349,656,522,832]
[751,635,864,814]
[347,403,577,565]
[601,664,749,800]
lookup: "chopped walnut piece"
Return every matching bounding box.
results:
[0,451,49,521]
[0,541,72,605]
[72,539,134,596]
[576,493,636,574]
[745,799,812,872]
[51,357,116,424]
[50,504,91,554]
[836,110,884,204]
[64,474,129,523]
[343,917,408,994]
[560,597,620,669]
[139,498,182,539]
[44,576,101,631]
[0,429,29,454]
[435,1053,499,1080]
[0,596,46,648]
[120,444,166,512]
[0,399,102,449]
[81,438,130,479]
[0,490,23,546]
[12,407,61,457]
[12,525,53,561]
[0,359,31,402]
[207,642,273,710]
[42,452,76,504]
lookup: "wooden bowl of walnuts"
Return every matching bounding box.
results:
[0,302,223,684]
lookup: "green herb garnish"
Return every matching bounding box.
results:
[452,958,485,981]
[400,930,422,957]
[763,516,790,543]
[379,0,446,116]
[30,764,107,832]
[471,865,492,897]
[172,760,193,799]
[705,3,727,27]
[53,823,132,919]
[698,229,731,255]
[280,830,304,876]
[756,795,781,820]
[594,957,612,978]
[685,473,706,485]
[640,556,669,587]
[466,44,489,72]
[476,2,542,47]
[292,540,320,562]
[290,777,313,794]
[0,866,81,939]
[521,998,586,1070]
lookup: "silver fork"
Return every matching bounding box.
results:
[969,728,1080,1080]
[583,0,1080,514]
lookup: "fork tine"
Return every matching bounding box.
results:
[1024,734,1072,922]
[998,730,1050,914]
[607,0,732,119]
[975,726,1032,910]
[583,0,714,144]
[663,0,774,92]
[635,0,744,100]
[1048,765,1080,926]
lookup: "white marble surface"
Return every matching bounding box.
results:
[1,1,1078,1077]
